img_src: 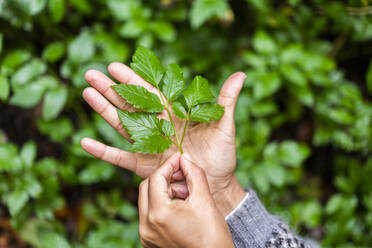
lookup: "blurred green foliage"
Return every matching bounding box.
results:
[0,0,372,247]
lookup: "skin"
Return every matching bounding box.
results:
[81,62,246,216]
[138,153,234,248]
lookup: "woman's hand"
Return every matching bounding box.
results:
[81,63,246,216]
[138,153,234,248]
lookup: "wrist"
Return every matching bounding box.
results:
[212,175,246,217]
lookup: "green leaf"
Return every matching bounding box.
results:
[112,84,164,112]
[117,110,160,140]
[172,101,187,119]
[162,63,185,102]
[183,76,214,108]
[253,72,281,99]
[48,0,66,22]
[0,75,9,101]
[22,175,42,198]
[190,0,229,29]
[41,233,71,248]
[42,41,66,62]
[37,118,74,142]
[119,19,147,38]
[107,0,143,21]
[130,46,164,87]
[150,21,176,42]
[20,141,37,168]
[160,119,174,137]
[79,162,115,184]
[2,50,31,73]
[131,135,172,154]
[68,31,95,64]
[281,64,307,87]
[0,33,3,54]
[5,190,29,216]
[11,58,47,86]
[43,85,68,120]
[190,103,224,123]
[10,79,48,107]
[367,60,372,93]
[252,31,277,54]
[279,141,310,167]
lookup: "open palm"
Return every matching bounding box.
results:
[81,62,246,197]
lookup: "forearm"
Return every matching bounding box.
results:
[224,189,320,248]
[212,175,319,248]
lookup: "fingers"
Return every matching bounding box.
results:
[180,154,211,199]
[171,170,185,181]
[214,72,246,133]
[81,138,137,172]
[108,62,160,96]
[84,70,131,111]
[138,179,149,225]
[170,181,189,199]
[82,87,130,140]
[148,153,181,206]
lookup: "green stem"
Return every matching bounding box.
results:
[180,117,189,147]
[156,85,183,153]
[165,106,181,147]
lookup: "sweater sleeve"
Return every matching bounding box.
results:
[226,189,320,248]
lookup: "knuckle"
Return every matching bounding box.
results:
[112,150,122,165]
[139,225,150,240]
[148,209,166,226]
[193,166,206,178]
[139,179,148,191]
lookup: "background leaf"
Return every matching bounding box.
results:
[42,85,68,120]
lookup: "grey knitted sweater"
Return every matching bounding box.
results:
[226,189,320,248]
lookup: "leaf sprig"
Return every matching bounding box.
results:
[112,46,224,154]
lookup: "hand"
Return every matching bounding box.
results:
[138,153,234,248]
[81,63,246,216]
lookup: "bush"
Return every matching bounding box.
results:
[1,0,372,247]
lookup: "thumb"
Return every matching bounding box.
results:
[214,72,246,133]
[180,154,212,200]
[149,153,181,205]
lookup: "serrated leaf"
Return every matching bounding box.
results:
[172,101,187,119]
[117,110,161,140]
[190,103,224,123]
[183,76,214,108]
[130,46,164,87]
[162,63,185,102]
[112,84,164,112]
[131,135,172,154]
[43,85,68,120]
[160,119,174,137]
